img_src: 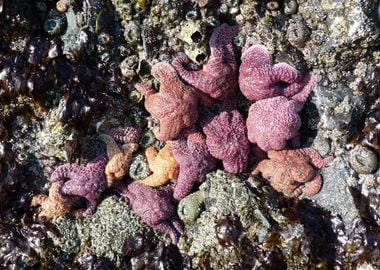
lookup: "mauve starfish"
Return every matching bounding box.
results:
[201,106,250,173]
[139,144,179,187]
[114,181,183,244]
[50,156,107,216]
[246,73,320,152]
[170,131,216,201]
[239,42,313,102]
[172,23,239,101]
[252,148,333,197]
[135,62,198,141]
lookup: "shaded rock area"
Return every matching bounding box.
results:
[0,0,380,269]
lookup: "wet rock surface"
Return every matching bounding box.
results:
[0,0,380,269]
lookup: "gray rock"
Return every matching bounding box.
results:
[312,156,359,230]
[179,170,271,268]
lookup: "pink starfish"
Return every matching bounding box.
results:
[246,74,320,152]
[239,42,314,102]
[114,181,183,244]
[135,62,198,141]
[172,23,239,101]
[50,156,108,216]
[170,131,216,201]
[201,107,250,173]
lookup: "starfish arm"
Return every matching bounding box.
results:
[302,148,333,168]
[302,174,322,196]
[170,139,189,159]
[108,127,142,144]
[171,216,184,234]
[252,160,269,175]
[145,147,158,166]
[82,198,98,216]
[209,24,239,61]
[291,73,321,111]
[151,62,181,92]
[172,54,211,95]
[271,63,301,84]
[31,195,48,207]
[139,173,170,187]
[154,222,180,244]
[173,176,195,201]
[135,82,156,97]
[50,163,81,182]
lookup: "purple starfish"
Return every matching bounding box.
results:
[170,131,216,201]
[172,23,239,101]
[50,156,108,216]
[246,74,320,152]
[114,181,183,244]
[108,126,142,145]
[201,107,250,173]
[239,42,313,102]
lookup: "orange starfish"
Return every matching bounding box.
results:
[139,144,179,187]
[252,148,333,197]
[31,181,79,218]
[101,134,139,186]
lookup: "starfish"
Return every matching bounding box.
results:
[114,181,183,244]
[252,148,333,197]
[239,42,314,102]
[101,134,139,186]
[139,144,179,187]
[246,73,320,151]
[108,126,142,145]
[201,106,250,173]
[31,181,79,218]
[135,62,198,141]
[172,23,239,101]
[50,156,107,216]
[170,131,216,201]
[100,126,142,186]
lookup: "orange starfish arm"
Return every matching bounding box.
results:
[139,173,171,187]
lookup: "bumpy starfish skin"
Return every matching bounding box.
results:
[170,132,216,201]
[172,23,239,100]
[139,144,179,187]
[103,135,139,186]
[247,74,320,151]
[252,148,333,197]
[115,181,183,244]
[101,127,142,186]
[239,43,314,102]
[135,62,198,141]
[108,126,142,144]
[201,109,250,173]
[31,181,78,218]
[50,156,107,216]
